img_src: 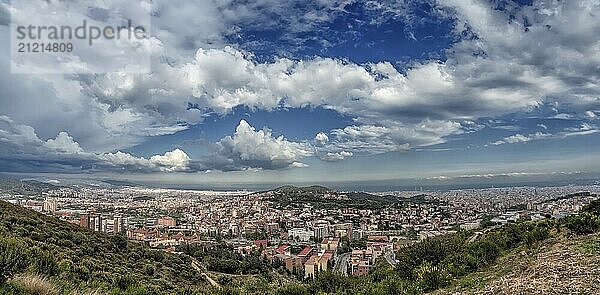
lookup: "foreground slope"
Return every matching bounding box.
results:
[0,201,207,294]
[435,232,600,295]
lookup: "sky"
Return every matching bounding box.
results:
[0,0,599,189]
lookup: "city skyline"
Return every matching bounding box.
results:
[1,0,599,186]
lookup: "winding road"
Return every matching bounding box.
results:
[333,252,351,275]
[191,257,220,287]
[384,250,398,266]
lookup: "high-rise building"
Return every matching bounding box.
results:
[79,213,90,229]
[113,214,125,234]
[43,199,57,213]
[89,214,102,231]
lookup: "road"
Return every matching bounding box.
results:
[191,257,220,287]
[467,225,501,244]
[384,250,398,266]
[333,252,351,275]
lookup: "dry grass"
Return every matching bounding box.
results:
[70,290,103,295]
[435,233,600,295]
[9,274,58,295]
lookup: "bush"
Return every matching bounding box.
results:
[275,284,310,295]
[0,238,29,283]
[29,248,58,276]
[582,200,600,216]
[565,213,600,235]
[415,262,451,291]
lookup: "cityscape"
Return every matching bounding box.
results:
[2,0,600,294]
[3,182,598,280]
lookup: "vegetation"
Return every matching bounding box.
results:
[177,244,272,275]
[0,179,58,196]
[0,201,207,294]
[1,197,599,295]
[264,185,402,209]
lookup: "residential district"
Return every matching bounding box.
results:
[2,184,599,278]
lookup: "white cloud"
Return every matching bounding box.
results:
[290,162,310,168]
[491,123,600,145]
[2,0,600,175]
[0,115,191,173]
[44,132,84,154]
[315,132,329,145]
[320,151,353,162]
[214,120,313,170]
[323,119,463,154]
[492,132,552,145]
[149,149,190,172]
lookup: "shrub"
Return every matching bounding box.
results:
[565,213,600,235]
[0,238,29,283]
[415,261,451,291]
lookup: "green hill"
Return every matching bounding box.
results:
[0,201,208,294]
[0,179,58,196]
[264,185,401,209]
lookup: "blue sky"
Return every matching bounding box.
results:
[0,0,599,188]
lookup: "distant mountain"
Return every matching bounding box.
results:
[0,201,208,294]
[101,179,141,187]
[0,178,58,195]
[271,185,334,194]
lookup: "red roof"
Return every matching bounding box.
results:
[275,244,290,254]
[298,246,312,257]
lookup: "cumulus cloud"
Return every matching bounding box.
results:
[2,0,600,175]
[0,116,190,173]
[491,132,552,145]
[44,132,84,154]
[214,120,313,170]
[315,132,329,145]
[320,151,353,162]
[323,119,463,154]
[149,149,191,172]
[491,122,600,145]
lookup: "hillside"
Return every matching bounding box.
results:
[434,232,600,294]
[263,185,404,209]
[0,201,208,294]
[0,179,58,195]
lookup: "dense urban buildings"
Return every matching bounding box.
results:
[2,184,598,278]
